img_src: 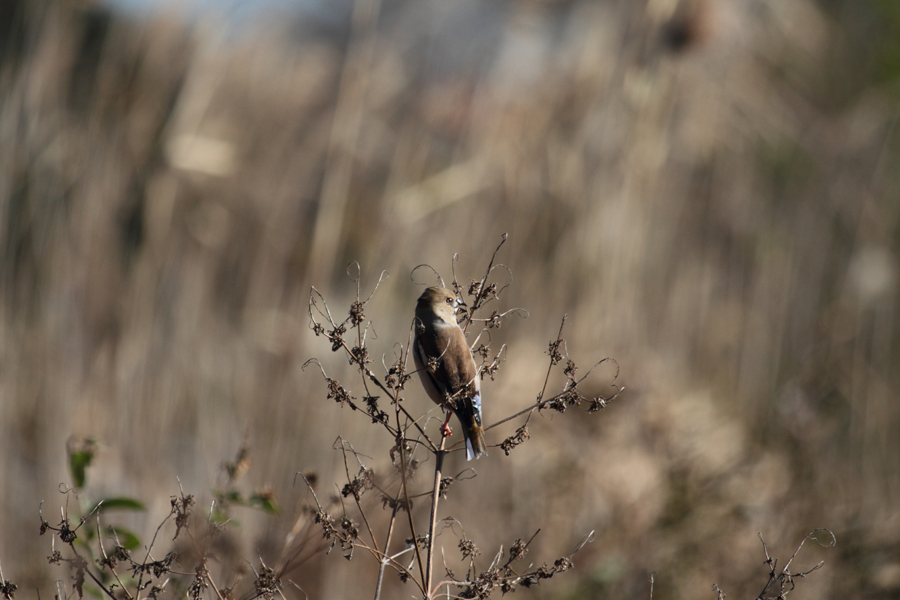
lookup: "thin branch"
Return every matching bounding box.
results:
[485,357,624,432]
[537,316,566,404]
[95,516,132,600]
[395,408,427,588]
[411,264,446,288]
[337,440,379,553]
[69,543,118,600]
[373,482,402,600]
[425,436,448,598]
[463,233,508,334]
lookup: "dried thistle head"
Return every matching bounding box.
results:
[349,300,365,326]
[364,395,388,424]
[500,426,530,456]
[484,310,502,329]
[326,378,355,408]
[341,467,374,501]
[509,538,528,562]
[542,388,584,413]
[254,565,279,600]
[458,538,481,560]
[188,558,209,599]
[385,361,411,390]
[341,517,360,541]
[349,345,369,366]
[439,476,454,499]
[547,338,564,365]
[329,324,347,351]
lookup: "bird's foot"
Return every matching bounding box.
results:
[440,411,453,438]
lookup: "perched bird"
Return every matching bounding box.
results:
[414,287,488,460]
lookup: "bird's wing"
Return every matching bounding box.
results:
[414,335,446,405]
[416,323,478,397]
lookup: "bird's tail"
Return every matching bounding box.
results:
[463,421,488,461]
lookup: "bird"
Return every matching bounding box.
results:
[414,286,488,460]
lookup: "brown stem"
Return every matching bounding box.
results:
[339,442,379,553]
[425,435,448,599]
[395,409,427,588]
[373,503,399,600]
[463,233,508,335]
[537,316,567,403]
[69,543,118,600]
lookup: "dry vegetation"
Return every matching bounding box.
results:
[1,0,899,598]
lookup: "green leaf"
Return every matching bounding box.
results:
[75,529,96,545]
[73,536,97,557]
[249,494,279,515]
[221,490,243,503]
[106,526,141,551]
[209,508,231,524]
[68,450,94,490]
[89,497,145,514]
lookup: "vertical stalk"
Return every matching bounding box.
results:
[373,504,399,600]
[425,436,447,598]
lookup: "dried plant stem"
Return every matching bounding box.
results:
[462,233,508,335]
[425,435,448,599]
[340,445,379,552]
[538,316,566,403]
[205,571,225,600]
[96,518,132,599]
[363,366,438,450]
[73,545,118,600]
[304,257,626,599]
[396,411,426,587]
[373,503,400,600]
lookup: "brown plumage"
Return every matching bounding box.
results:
[414,287,488,460]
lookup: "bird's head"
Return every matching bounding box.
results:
[417,287,467,323]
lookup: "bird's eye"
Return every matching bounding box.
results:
[445,298,453,304]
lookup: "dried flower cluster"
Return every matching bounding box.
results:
[300,237,625,599]
[27,239,832,600]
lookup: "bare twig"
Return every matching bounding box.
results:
[753,530,835,600]
[305,244,621,599]
[425,436,448,598]
[463,233,508,334]
[373,495,401,600]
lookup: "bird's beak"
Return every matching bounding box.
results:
[456,298,468,314]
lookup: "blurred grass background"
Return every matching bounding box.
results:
[2,0,900,597]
